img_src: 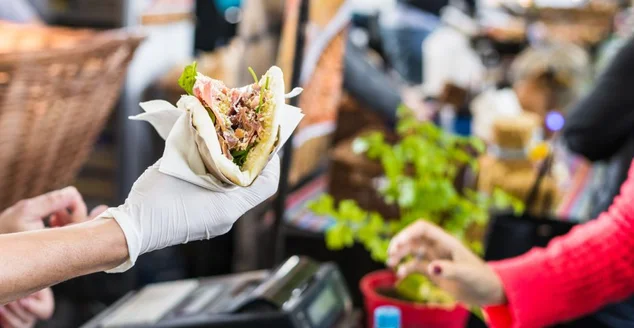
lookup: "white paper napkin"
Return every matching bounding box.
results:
[131,91,304,191]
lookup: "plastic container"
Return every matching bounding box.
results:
[375,305,401,328]
[360,270,469,328]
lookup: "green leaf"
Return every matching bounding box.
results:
[512,198,525,214]
[469,137,486,154]
[361,133,386,159]
[366,238,390,262]
[326,223,354,250]
[368,212,385,228]
[205,107,217,124]
[351,138,370,154]
[231,144,255,167]
[358,213,385,244]
[307,194,337,217]
[388,221,404,234]
[396,103,411,119]
[381,150,403,180]
[452,149,472,164]
[338,200,367,222]
[397,178,416,208]
[178,62,198,95]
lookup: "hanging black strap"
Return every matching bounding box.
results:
[523,152,553,215]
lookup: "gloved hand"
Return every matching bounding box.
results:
[386,220,507,307]
[105,155,280,272]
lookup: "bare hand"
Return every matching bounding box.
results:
[387,220,507,307]
[0,288,54,328]
[0,187,108,234]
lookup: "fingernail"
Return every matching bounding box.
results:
[432,265,442,276]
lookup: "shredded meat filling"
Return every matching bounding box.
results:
[194,80,271,163]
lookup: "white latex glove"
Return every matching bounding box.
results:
[104,155,280,273]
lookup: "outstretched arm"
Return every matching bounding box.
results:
[484,171,634,328]
[0,156,281,305]
[387,160,634,328]
[0,218,127,304]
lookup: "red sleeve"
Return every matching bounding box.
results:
[482,305,514,328]
[482,161,634,328]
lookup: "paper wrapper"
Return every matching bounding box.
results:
[131,90,304,191]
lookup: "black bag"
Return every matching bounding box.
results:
[483,153,577,261]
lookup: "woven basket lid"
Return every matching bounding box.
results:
[492,112,541,149]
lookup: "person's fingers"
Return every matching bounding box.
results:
[425,259,481,295]
[387,239,431,268]
[0,305,30,328]
[20,289,54,320]
[396,258,430,279]
[48,210,70,228]
[393,221,461,252]
[427,260,465,280]
[52,204,108,226]
[387,220,459,267]
[88,205,109,220]
[16,187,86,221]
[63,189,87,226]
[5,303,32,324]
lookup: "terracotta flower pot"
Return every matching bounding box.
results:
[360,270,469,328]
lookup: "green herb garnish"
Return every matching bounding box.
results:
[178,62,198,95]
[248,67,258,85]
[231,144,255,167]
[205,106,216,124]
[256,75,270,113]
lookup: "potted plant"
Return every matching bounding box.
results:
[309,106,522,328]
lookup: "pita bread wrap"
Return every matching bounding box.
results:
[178,66,286,186]
[131,64,303,191]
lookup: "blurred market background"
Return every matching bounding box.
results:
[1,0,631,327]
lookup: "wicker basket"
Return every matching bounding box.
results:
[332,94,389,145]
[0,24,144,210]
[328,134,400,220]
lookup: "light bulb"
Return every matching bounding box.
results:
[545,111,565,131]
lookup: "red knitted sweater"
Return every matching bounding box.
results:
[483,160,634,328]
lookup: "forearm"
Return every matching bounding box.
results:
[0,218,128,303]
[484,202,634,328]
